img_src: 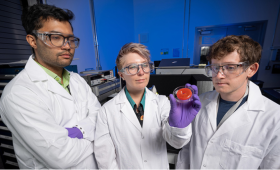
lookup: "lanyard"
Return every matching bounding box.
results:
[216,84,249,129]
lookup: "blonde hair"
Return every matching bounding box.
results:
[116,43,151,70]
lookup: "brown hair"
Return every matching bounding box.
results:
[207,35,262,65]
[116,43,151,70]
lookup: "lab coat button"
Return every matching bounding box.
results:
[144,160,147,162]
[141,135,144,139]
[203,164,206,167]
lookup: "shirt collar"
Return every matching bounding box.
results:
[35,60,70,87]
[125,87,146,109]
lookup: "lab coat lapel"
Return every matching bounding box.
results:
[212,82,262,138]
[25,55,73,100]
[24,56,53,111]
[25,55,48,82]
[142,89,157,132]
[68,73,79,100]
[118,89,142,132]
[47,78,73,100]
[247,81,265,112]
[213,104,250,137]
[205,91,219,133]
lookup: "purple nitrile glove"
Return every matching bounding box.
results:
[168,84,202,128]
[66,127,83,139]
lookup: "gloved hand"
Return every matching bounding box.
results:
[66,127,83,139]
[168,84,201,128]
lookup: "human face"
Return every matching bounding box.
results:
[32,18,75,69]
[118,53,150,92]
[211,50,252,100]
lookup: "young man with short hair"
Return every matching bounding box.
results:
[0,4,100,169]
[176,35,280,169]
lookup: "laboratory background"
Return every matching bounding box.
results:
[0,0,279,169]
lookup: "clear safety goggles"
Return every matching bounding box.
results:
[205,62,250,78]
[119,62,154,75]
[32,31,80,49]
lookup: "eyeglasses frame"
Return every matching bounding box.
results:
[32,30,80,49]
[119,62,155,75]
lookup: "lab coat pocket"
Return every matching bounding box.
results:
[219,139,263,169]
[150,128,165,155]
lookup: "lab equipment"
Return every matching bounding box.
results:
[80,70,114,80]
[80,70,114,86]
[173,86,194,103]
[158,58,190,69]
[80,73,106,86]
[80,70,120,103]
[156,68,207,76]
[91,78,120,97]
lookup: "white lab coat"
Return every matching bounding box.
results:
[0,56,101,169]
[176,81,280,169]
[94,87,192,169]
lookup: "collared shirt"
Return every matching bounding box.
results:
[125,87,146,127]
[35,61,71,94]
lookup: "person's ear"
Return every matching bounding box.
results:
[26,34,37,50]
[247,62,259,78]
[118,72,125,81]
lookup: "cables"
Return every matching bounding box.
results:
[181,68,187,74]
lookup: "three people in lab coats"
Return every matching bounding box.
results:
[1,3,277,170]
[176,35,280,169]
[0,4,101,169]
[94,43,202,169]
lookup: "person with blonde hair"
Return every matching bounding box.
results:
[94,42,201,169]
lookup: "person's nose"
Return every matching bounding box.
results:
[61,39,71,50]
[216,67,225,78]
[137,65,145,75]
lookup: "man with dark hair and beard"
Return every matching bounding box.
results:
[0,4,101,169]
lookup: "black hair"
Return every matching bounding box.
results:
[21,4,74,36]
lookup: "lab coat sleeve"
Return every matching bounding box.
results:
[176,142,191,169]
[160,95,192,149]
[0,85,95,169]
[259,127,280,169]
[94,106,119,169]
[75,79,101,141]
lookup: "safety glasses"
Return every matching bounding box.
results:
[119,62,154,75]
[32,31,80,49]
[205,62,250,78]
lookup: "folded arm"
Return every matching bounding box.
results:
[0,85,95,169]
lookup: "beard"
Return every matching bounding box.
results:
[36,42,74,68]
